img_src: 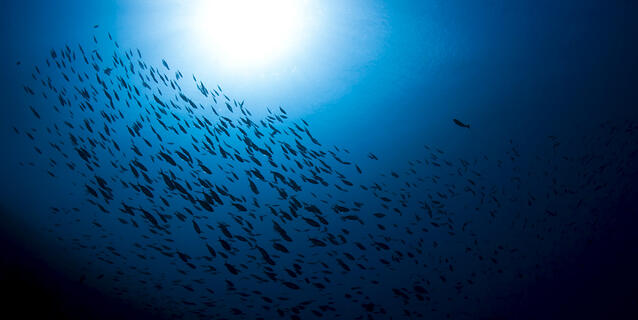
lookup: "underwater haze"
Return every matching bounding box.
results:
[1,0,638,319]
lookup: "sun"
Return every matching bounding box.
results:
[190,0,307,70]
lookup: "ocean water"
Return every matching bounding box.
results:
[1,1,638,319]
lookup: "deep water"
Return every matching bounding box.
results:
[1,1,638,319]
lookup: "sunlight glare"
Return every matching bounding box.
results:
[190,0,307,70]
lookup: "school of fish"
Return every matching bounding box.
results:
[12,28,638,319]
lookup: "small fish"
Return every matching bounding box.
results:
[453,118,470,128]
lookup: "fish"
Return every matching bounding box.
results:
[15,29,633,320]
[453,118,470,128]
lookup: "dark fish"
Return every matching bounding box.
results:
[282,281,299,290]
[205,243,217,257]
[453,118,470,128]
[249,179,259,194]
[192,220,201,234]
[225,263,239,275]
[272,242,289,253]
[256,246,276,265]
[309,238,326,247]
[219,239,231,251]
[302,217,320,227]
[273,221,292,242]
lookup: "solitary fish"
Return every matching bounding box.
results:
[453,118,470,128]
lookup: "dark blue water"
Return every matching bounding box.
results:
[1,1,638,319]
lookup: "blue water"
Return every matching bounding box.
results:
[1,1,638,319]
